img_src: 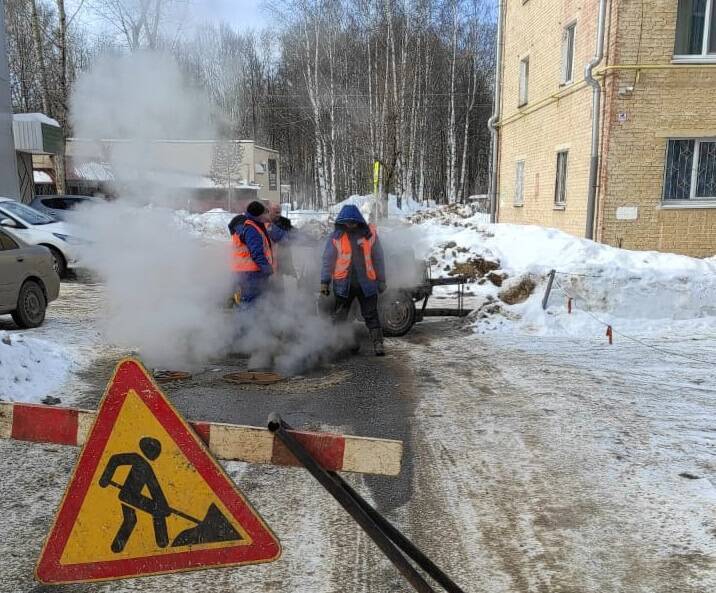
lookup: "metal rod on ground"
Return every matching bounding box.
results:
[329,471,467,593]
[542,269,556,310]
[267,414,438,593]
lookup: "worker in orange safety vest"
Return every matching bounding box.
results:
[227,201,275,305]
[320,204,387,356]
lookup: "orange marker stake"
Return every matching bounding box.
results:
[606,325,613,345]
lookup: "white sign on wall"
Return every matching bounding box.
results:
[616,206,639,221]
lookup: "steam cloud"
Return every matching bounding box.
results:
[68,52,357,371]
[70,52,234,369]
[70,52,428,372]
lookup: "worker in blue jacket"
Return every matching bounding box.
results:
[228,201,274,305]
[320,204,387,356]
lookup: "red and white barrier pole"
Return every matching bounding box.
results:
[0,402,402,476]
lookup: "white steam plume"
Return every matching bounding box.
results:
[70,52,233,369]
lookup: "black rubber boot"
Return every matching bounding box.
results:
[370,328,385,357]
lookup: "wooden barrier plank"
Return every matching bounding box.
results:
[0,402,403,476]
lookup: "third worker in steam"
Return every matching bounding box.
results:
[320,204,387,356]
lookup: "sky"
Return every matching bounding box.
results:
[66,0,271,42]
[185,0,270,30]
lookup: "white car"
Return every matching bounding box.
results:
[0,198,81,278]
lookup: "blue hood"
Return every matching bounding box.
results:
[335,204,368,227]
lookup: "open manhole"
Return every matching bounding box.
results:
[223,371,284,385]
[153,370,193,383]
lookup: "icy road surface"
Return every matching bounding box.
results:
[1,294,715,591]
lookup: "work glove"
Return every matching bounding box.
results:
[378,282,387,294]
[320,283,330,297]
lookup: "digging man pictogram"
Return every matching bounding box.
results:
[99,437,171,553]
[99,436,243,553]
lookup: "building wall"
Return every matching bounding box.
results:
[497,0,601,237]
[598,0,716,257]
[252,145,280,202]
[65,139,282,203]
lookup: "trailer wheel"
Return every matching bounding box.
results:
[380,291,416,337]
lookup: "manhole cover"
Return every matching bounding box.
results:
[153,370,193,383]
[223,371,284,385]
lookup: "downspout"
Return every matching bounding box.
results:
[584,0,609,240]
[488,0,504,223]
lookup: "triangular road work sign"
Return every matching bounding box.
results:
[36,358,281,584]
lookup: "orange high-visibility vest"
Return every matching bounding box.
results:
[332,224,377,281]
[232,219,274,272]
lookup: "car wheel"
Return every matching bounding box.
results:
[11,280,47,328]
[46,246,68,278]
[380,290,416,337]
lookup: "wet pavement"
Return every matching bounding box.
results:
[76,339,418,514]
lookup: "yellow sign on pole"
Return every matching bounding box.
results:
[36,358,280,584]
[373,160,381,196]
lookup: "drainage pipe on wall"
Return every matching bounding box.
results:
[487,0,505,224]
[584,0,609,240]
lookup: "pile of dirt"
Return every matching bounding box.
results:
[448,256,500,281]
[498,276,537,305]
[485,271,508,287]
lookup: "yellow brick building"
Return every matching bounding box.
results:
[492,0,716,257]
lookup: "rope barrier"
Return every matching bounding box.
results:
[552,278,713,367]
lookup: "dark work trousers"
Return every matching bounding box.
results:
[333,284,382,330]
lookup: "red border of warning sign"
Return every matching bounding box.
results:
[36,358,281,583]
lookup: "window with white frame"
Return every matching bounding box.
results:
[561,22,576,84]
[663,139,716,201]
[674,0,716,59]
[554,151,568,205]
[514,160,525,206]
[518,56,530,106]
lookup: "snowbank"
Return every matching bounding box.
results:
[412,206,716,338]
[288,209,330,228]
[174,208,233,241]
[0,332,77,403]
[330,194,432,220]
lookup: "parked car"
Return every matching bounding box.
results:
[0,228,60,328]
[0,198,81,278]
[30,195,104,221]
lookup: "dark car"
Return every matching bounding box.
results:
[30,195,104,221]
[0,229,60,328]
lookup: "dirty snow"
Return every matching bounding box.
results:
[410,205,716,340]
[0,331,77,403]
[0,277,121,404]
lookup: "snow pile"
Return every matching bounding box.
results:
[330,194,432,220]
[412,206,716,338]
[288,209,330,229]
[0,332,77,403]
[174,208,233,241]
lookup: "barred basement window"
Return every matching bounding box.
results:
[514,160,525,206]
[663,139,716,200]
[674,0,716,59]
[554,151,568,206]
